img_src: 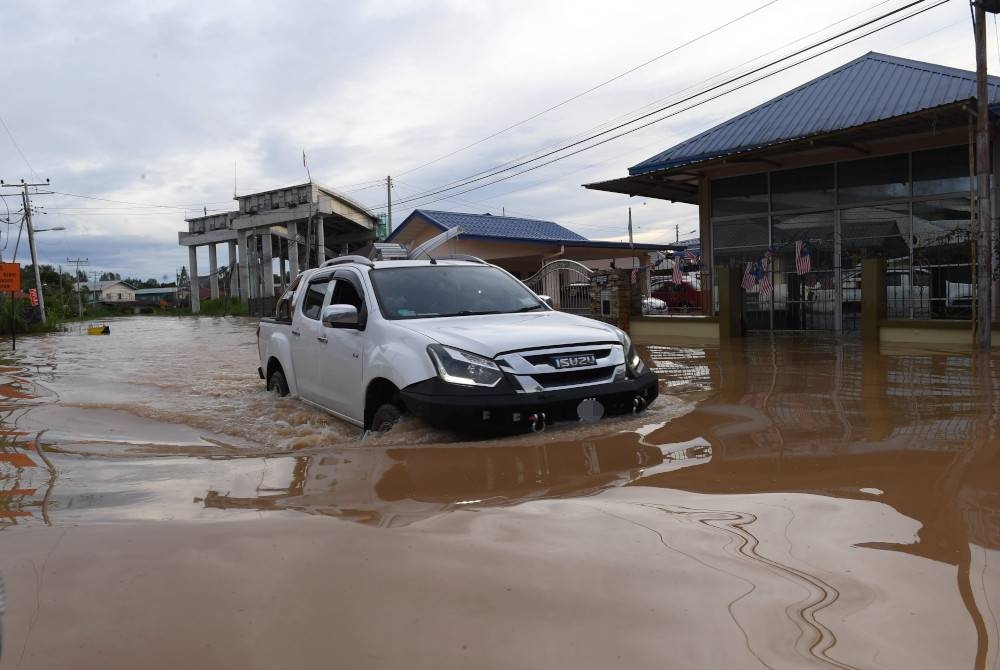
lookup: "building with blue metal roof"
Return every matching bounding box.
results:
[388,209,676,278]
[388,210,589,244]
[586,52,997,334]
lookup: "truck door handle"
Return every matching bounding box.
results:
[317,336,328,343]
[291,330,300,337]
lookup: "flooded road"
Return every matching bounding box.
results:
[0,317,997,669]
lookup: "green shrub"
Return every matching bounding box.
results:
[199,297,247,316]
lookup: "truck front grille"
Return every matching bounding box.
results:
[496,343,626,393]
[528,368,616,389]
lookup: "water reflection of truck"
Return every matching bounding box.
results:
[198,441,674,528]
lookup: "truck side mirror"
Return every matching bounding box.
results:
[321,304,359,329]
[538,295,554,308]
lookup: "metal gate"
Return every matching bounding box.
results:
[523,260,594,315]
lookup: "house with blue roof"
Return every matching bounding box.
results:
[387,209,674,279]
[587,52,998,336]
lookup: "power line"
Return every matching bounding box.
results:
[381,0,946,210]
[392,0,783,181]
[432,0,903,201]
[48,191,233,210]
[385,0,940,209]
[354,0,900,203]
[0,113,39,182]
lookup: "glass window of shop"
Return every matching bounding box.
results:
[838,154,909,204]
[912,198,973,319]
[770,164,834,211]
[709,144,973,326]
[710,174,767,217]
[912,145,970,197]
[713,245,771,330]
[772,211,835,330]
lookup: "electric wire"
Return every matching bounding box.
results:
[355,0,901,204]
[47,191,233,211]
[380,0,947,210]
[384,0,943,209]
[392,0,783,181]
[0,112,39,182]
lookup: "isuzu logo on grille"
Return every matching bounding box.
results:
[553,354,596,369]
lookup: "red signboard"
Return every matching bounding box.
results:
[0,263,20,292]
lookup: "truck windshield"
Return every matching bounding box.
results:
[370,265,546,319]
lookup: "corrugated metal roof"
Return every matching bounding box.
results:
[630,52,1000,175]
[391,209,588,243]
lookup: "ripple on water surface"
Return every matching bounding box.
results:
[0,320,997,670]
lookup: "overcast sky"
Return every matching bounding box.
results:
[0,0,980,280]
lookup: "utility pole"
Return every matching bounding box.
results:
[1,179,51,324]
[67,257,89,317]
[675,224,679,244]
[974,1,1000,348]
[386,175,393,236]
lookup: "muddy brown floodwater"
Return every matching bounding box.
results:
[0,316,996,669]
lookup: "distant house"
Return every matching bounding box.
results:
[135,287,178,306]
[386,210,672,278]
[74,280,136,304]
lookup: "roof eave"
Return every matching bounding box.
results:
[589,98,981,201]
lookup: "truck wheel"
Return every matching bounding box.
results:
[267,369,290,397]
[371,403,402,432]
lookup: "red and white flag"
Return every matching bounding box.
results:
[28,288,38,307]
[630,266,638,285]
[758,254,773,295]
[795,240,812,275]
[741,261,758,291]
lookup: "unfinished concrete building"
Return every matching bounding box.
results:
[178,183,379,314]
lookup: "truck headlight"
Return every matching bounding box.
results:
[427,344,503,387]
[620,334,647,377]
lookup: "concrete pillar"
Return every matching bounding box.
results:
[253,233,259,301]
[316,217,326,265]
[716,264,742,340]
[279,252,286,291]
[237,230,250,305]
[262,230,275,298]
[188,246,200,314]
[228,240,238,298]
[287,221,299,279]
[208,243,219,300]
[861,258,886,345]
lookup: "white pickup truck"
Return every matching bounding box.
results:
[257,255,658,433]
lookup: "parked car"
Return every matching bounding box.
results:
[810,267,931,318]
[650,279,701,312]
[642,296,667,314]
[257,256,658,434]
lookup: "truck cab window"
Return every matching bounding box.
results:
[274,276,303,322]
[331,279,363,310]
[301,279,330,320]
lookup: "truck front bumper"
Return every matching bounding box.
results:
[400,371,659,433]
